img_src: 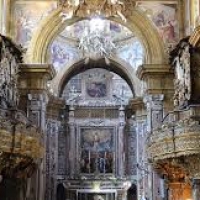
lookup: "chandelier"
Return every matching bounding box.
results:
[59,0,134,22]
[78,18,117,62]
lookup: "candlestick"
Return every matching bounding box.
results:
[89,150,90,173]
[104,151,107,174]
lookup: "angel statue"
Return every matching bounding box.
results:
[60,0,81,21]
[105,0,126,22]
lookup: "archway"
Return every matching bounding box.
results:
[26,7,166,65]
[50,57,142,97]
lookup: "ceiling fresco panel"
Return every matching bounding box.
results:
[12,0,57,48]
[136,1,179,45]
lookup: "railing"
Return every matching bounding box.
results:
[147,109,200,161]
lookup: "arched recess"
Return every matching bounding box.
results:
[26,7,166,65]
[52,57,139,97]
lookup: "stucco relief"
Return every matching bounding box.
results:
[171,39,191,108]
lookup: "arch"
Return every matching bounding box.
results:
[50,57,141,97]
[189,26,200,47]
[26,7,166,65]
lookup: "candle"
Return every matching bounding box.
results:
[104,152,107,174]
[88,150,90,173]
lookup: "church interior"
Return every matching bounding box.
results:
[1,0,200,200]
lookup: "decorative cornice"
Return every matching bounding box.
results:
[18,64,56,80]
[129,97,144,111]
[26,8,165,65]
[136,64,173,80]
[59,0,136,22]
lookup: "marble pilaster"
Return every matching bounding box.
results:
[68,106,76,178]
[17,64,55,200]
[192,179,200,200]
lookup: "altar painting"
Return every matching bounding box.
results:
[80,128,114,174]
[86,82,107,98]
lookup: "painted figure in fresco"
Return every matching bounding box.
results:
[51,44,70,71]
[154,10,165,26]
[15,11,32,46]
[163,21,175,42]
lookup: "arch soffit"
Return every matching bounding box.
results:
[51,57,141,97]
[26,7,166,65]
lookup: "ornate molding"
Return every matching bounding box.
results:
[136,64,174,96]
[170,38,191,108]
[26,8,165,65]
[136,64,173,80]
[147,117,200,161]
[59,0,135,22]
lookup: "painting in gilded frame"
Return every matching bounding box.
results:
[80,127,114,174]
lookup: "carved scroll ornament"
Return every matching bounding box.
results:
[59,0,135,21]
[170,38,191,108]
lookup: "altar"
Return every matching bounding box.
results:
[77,189,116,200]
[63,179,131,200]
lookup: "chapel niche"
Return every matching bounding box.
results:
[62,68,133,177]
[59,67,136,200]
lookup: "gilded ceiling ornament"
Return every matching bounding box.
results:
[59,0,134,21]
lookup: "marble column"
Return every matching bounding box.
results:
[129,97,147,200]
[46,97,65,200]
[68,106,76,178]
[126,118,137,179]
[193,179,200,200]
[144,94,164,200]
[117,106,125,178]
[46,119,59,200]
[57,117,68,176]
[17,64,55,200]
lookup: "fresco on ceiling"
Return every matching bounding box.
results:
[13,1,57,48]
[116,41,143,71]
[49,19,143,72]
[112,75,133,102]
[50,39,80,72]
[137,2,179,43]
[61,19,132,40]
